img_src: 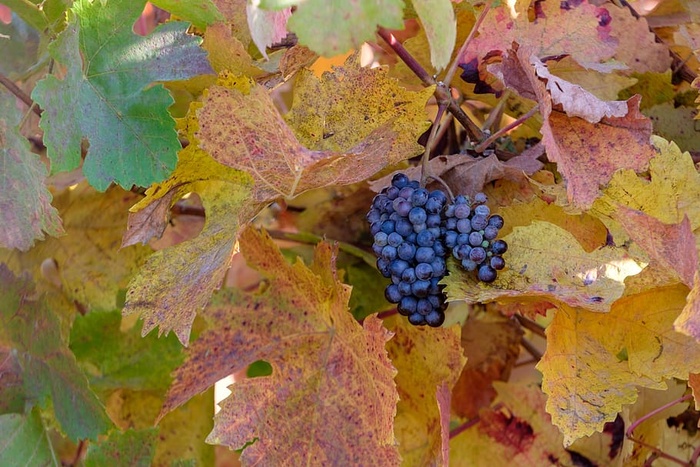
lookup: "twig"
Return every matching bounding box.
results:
[520,337,542,361]
[377,28,484,141]
[443,2,492,87]
[265,229,377,268]
[0,71,42,116]
[426,174,455,201]
[626,394,694,466]
[449,402,504,439]
[481,89,511,134]
[473,104,539,153]
[514,314,546,338]
[420,104,447,186]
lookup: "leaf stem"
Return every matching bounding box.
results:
[626,394,694,466]
[519,337,542,361]
[377,27,435,86]
[443,2,492,87]
[473,104,539,153]
[266,229,377,268]
[514,314,546,338]
[420,104,447,186]
[0,71,42,117]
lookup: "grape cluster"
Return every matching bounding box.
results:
[443,193,508,283]
[367,173,448,327]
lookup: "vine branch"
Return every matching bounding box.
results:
[0,71,42,117]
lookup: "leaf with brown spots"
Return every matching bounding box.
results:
[160,228,399,465]
[386,314,465,465]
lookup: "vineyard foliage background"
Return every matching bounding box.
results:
[2,0,700,465]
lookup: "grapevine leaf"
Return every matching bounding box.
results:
[0,89,63,251]
[282,0,404,57]
[197,67,431,202]
[161,229,399,464]
[150,0,224,29]
[412,0,456,71]
[0,265,111,441]
[646,104,700,153]
[449,382,573,466]
[70,311,184,392]
[0,18,40,76]
[615,208,697,287]
[0,183,151,311]
[32,0,214,191]
[0,410,56,467]
[543,56,637,101]
[84,428,158,467]
[246,3,291,59]
[285,54,433,157]
[494,46,656,208]
[460,1,618,73]
[674,273,700,341]
[443,221,643,312]
[451,313,522,419]
[538,286,700,445]
[386,315,465,465]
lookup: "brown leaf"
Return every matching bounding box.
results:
[160,228,399,464]
[451,313,523,418]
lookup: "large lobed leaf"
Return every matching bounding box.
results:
[0,265,111,441]
[160,228,399,465]
[0,410,56,466]
[0,89,63,251]
[538,286,700,445]
[32,0,213,191]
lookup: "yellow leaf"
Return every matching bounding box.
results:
[538,285,700,445]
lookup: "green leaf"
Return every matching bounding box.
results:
[0,265,111,441]
[412,0,456,71]
[283,0,405,56]
[150,0,224,29]
[84,428,158,467]
[0,88,63,251]
[32,0,214,191]
[0,410,57,467]
[70,310,184,392]
[0,18,40,76]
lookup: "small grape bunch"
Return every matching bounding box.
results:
[443,192,508,283]
[367,173,449,327]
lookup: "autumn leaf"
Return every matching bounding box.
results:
[538,285,700,445]
[0,88,63,251]
[150,0,224,29]
[246,3,291,59]
[412,0,456,71]
[160,228,399,464]
[32,0,213,190]
[0,265,111,441]
[0,410,55,466]
[84,428,158,467]
[461,1,618,73]
[386,314,465,465]
[0,183,151,311]
[443,221,643,312]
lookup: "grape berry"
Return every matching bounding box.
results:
[367,173,508,327]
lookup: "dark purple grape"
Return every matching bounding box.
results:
[468,231,483,247]
[380,220,396,234]
[454,204,470,219]
[411,188,429,206]
[398,281,412,296]
[488,215,504,229]
[401,267,416,284]
[386,186,400,200]
[374,231,388,246]
[389,259,409,277]
[474,193,487,204]
[483,225,499,241]
[381,245,397,261]
[454,195,468,205]
[412,223,427,234]
[387,232,403,247]
[397,242,416,261]
[398,186,414,200]
[445,204,456,217]
[385,284,402,303]
[454,244,471,260]
[377,258,391,277]
[392,173,409,188]
[457,233,470,245]
[471,215,488,231]
[405,232,417,244]
[415,262,433,280]
[429,277,442,295]
[415,246,435,263]
[393,198,412,217]
[398,296,417,315]
[428,189,447,204]
[445,217,458,230]
[408,312,426,325]
[456,218,472,234]
[474,204,490,217]
[408,207,427,225]
[444,231,458,248]
[425,310,445,327]
[426,213,442,228]
[372,243,384,257]
[431,257,446,276]
[425,197,443,214]
[417,298,432,315]
[461,259,477,271]
[367,208,381,223]
[433,240,446,257]
[469,247,486,263]
[477,265,497,283]
[490,256,505,270]
[412,280,431,297]
[370,221,382,236]
[395,218,413,237]
[416,229,435,247]
[491,239,508,255]
[427,294,441,309]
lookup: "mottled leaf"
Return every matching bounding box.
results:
[32,0,213,190]
[538,286,700,445]
[246,3,291,59]
[151,0,224,29]
[413,0,456,71]
[0,410,56,467]
[161,228,399,464]
[0,265,111,441]
[387,315,465,465]
[84,428,158,467]
[0,89,63,251]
